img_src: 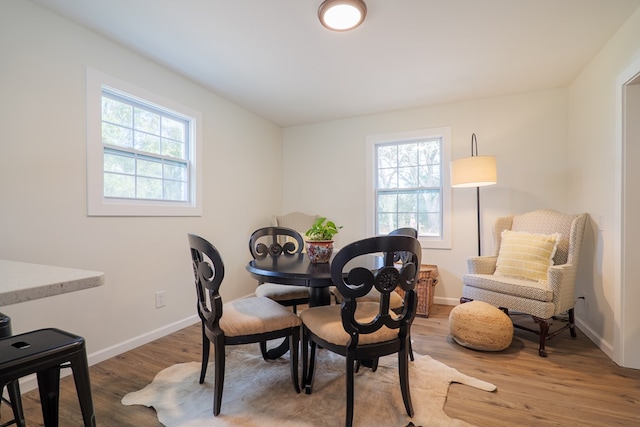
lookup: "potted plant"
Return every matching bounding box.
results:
[305,217,342,263]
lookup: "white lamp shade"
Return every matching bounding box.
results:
[450,155,497,187]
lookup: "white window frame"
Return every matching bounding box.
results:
[86,68,203,216]
[366,127,452,249]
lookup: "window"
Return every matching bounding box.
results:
[366,128,452,249]
[86,68,202,216]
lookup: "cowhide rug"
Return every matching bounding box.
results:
[122,345,496,427]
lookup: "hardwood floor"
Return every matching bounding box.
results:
[3,304,639,426]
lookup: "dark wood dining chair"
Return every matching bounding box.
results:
[188,234,301,416]
[249,226,310,359]
[300,235,421,427]
[249,226,310,314]
[388,227,419,361]
[332,227,419,362]
[388,227,419,263]
[333,227,417,304]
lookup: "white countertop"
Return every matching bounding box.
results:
[0,259,104,306]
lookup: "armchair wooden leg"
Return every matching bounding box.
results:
[532,316,550,357]
[568,308,577,338]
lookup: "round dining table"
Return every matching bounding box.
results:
[246,252,384,307]
[247,253,333,307]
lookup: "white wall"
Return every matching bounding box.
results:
[3,0,639,370]
[568,7,640,367]
[282,89,570,303]
[0,1,282,361]
[281,6,640,367]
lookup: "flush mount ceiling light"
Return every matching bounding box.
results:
[318,0,367,31]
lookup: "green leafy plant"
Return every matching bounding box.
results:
[305,217,342,241]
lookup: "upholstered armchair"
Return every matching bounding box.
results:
[272,212,320,240]
[460,209,587,357]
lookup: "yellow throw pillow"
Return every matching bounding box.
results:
[495,231,560,282]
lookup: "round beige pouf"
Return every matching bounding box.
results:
[449,301,513,351]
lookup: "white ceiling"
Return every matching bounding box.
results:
[31,0,640,127]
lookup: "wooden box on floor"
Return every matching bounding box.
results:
[395,264,439,317]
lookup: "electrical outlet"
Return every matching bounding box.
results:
[577,294,587,311]
[155,290,166,309]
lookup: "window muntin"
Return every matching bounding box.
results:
[101,90,190,203]
[376,138,443,237]
[86,68,202,216]
[366,127,451,249]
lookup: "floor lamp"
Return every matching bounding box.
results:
[451,133,497,256]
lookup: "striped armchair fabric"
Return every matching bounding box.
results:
[272,212,320,239]
[461,209,588,357]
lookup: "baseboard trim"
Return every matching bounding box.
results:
[88,314,200,366]
[575,316,614,360]
[14,314,199,394]
[433,296,458,306]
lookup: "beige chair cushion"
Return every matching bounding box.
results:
[463,273,553,302]
[300,302,398,346]
[449,301,513,351]
[255,283,309,302]
[495,230,560,282]
[220,296,301,337]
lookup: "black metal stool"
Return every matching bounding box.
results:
[0,312,22,427]
[0,328,96,427]
[0,313,10,338]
